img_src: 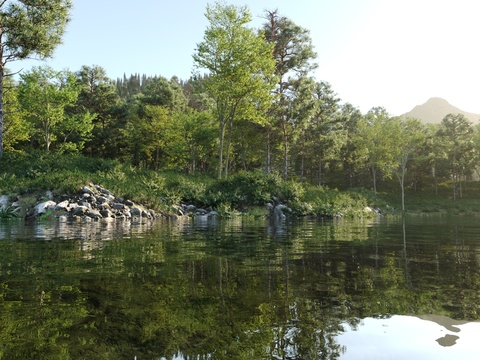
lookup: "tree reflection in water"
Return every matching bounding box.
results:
[0,215,479,359]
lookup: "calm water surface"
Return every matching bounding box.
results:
[0,215,479,359]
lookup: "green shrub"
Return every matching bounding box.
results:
[205,171,281,208]
[166,177,207,203]
[0,205,20,219]
[277,181,305,203]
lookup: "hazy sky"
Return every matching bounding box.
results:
[8,0,480,115]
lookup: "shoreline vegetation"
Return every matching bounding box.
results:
[1,152,480,222]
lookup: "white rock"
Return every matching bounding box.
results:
[34,201,57,217]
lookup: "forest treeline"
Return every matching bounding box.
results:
[1,2,479,209]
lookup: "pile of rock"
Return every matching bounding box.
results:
[26,183,158,222]
[1,184,296,222]
[170,203,219,219]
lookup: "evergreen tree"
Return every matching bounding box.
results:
[262,10,317,180]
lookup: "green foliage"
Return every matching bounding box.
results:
[17,66,86,152]
[0,151,397,217]
[296,185,389,217]
[204,171,281,208]
[165,177,207,204]
[0,205,20,219]
[193,1,276,178]
[217,202,242,217]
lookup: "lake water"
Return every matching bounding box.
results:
[0,214,479,359]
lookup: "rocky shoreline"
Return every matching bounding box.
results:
[0,183,293,222]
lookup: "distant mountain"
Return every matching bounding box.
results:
[402,97,480,124]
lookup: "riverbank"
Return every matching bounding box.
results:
[0,152,393,221]
[4,152,480,221]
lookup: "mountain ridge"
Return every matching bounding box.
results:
[401,97,480,124]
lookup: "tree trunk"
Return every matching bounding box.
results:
[433,165,438,195]
[282,118,288,181]
[265,126,271,174]
[217,120,227,179]
[300,131,305,182]
[240,130,247,171]
[0,63,3,157]
[224,118,234,179]
[317,158,322,186]
[452,173,457,202]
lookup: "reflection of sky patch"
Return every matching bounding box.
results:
[337,315,480,360]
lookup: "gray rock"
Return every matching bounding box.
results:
[100,209,113,218]
[130,207,142,216]
[86,209,102,220]
[96,203,111,210]
[273,204,289,220]
[96,196,108,204]
[54,200,70,212]
[82,186,95,195]
[72,206,89,216]
[185,204,197,212]
[34,201,57,217]
[196,208,208,215]
[0,195,9,207]
[112,203,125,210]
[81,201,92,209]
[101,188,112,196]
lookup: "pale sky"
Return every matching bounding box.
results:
[8,0,480,115]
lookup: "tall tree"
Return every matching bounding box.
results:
[355,107,397,194]
[437,113,476,201]
[262,9,317,180]
[193,2,276,179]
[338,103,364,188]
[306,81,343,185]
[75,65,117,157]
[0,0,72,156]
[388,117,426,211]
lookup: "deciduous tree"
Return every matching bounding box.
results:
[355,107,397,193]
[18,66,82,152]
[437,113,476,201]
[0,0,72,156]
[388,117,426,211]
[193,2,276,179]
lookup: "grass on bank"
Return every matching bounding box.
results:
[387,181,480,215]
[0,152,393,218]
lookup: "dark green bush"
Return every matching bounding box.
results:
[204,171,282,208]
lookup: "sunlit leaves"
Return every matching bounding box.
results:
[193,1,276,178]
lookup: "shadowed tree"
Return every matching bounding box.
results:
[437,113,476,201]
[0,0,73,156]
[75,65,117,157]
